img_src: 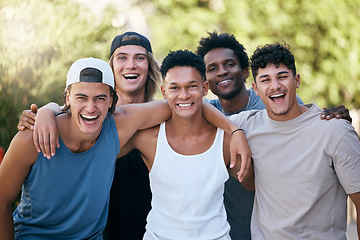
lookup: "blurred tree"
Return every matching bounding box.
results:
[141,0,360,109]
[0,0,119,149]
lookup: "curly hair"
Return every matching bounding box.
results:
[160,50,206,80]
[196,32,249,70]
[250,42,296,81]
[108,34,160,102]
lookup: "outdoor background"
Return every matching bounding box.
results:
[1,0,360,150]
[0,0,359,238]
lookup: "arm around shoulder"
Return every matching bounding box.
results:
[114,100,170,148]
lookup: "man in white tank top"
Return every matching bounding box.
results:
[121,50,255,240]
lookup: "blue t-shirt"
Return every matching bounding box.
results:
[13,116,120,240]
[208,89,303,240]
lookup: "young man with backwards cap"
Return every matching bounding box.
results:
[106,32,161,240]
[0,57,172,240]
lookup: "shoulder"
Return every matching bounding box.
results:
[229,109,265,126]
[6,130,38,165]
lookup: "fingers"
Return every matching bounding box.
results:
[237,154,251,182]
[30,104,38,114]
[321,105,352,123]
[17,110,36,131]
[49,130,60,157]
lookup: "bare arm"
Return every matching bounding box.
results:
[16,103,61,159]
[202,101,252,181]
[114,100,171,149]
[0,131,38,240]
[349,192,360,239]
[33,103,61,158]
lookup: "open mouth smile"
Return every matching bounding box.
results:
[177,103,193,107]
[81,114,100,124]
[123,73,140,80]
[269,93,286,103]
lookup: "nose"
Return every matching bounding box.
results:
[179,88,189,99]
[270,78,281,90]
[86,100,96,112]
[217,64,228,76]
[125,58,137,69]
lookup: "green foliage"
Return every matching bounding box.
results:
[0,0,119,149]
[143,0,360,109]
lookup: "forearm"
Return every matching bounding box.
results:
[119,100,171,130]
[39,102,62,113]
[202,101,239,133]
[0,207,15,240]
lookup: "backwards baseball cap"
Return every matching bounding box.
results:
[66,57,115,90]
[109,31,152,59]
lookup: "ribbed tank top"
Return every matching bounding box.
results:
[145,122,230,240]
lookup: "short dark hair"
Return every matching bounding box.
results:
[196,32,249,70]
[250,42,297,81]
[160,49,206,80]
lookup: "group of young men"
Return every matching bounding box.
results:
[4,31,360,240]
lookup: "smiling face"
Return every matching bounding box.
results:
[161,66,209,119]
[204,48,249,100]
[66,82,113,136]
[252,63,301,121]
[112,45,149,96]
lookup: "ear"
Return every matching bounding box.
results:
[243,68,250,81]
[202,80,209,97]
[252,82,259,96]
[65,89,70,106]
[295,74,300,88]
[109,94,113,108]
[161,84,167,100]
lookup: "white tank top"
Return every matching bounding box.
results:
[144,122,230,240]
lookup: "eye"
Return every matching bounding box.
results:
[169,86,178,90]
[190,84,198,88]
[207,66,216,72]
[117,55,126,61]
[136,56,146,61]
[225,62,234,68]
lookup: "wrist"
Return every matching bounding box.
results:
[231,128,244,135]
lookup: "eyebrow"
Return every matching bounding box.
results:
[74,93,108,98]
[168,80,198,85]
[116,52,147,57]
[259,70,289,79]
[207,58,236,67]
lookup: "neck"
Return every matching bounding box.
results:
[166,112,210,138]
[218,87,249,114]
[58,114,100,153]
[269,104,309,122]
[116,91,146,106]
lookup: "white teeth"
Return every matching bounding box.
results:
[178,103,192,107]
[218,79,231,85]
[270,93,285,98]
[81,114,98,119]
